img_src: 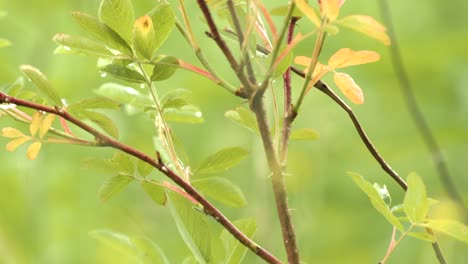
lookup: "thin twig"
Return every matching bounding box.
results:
[0,92,282,264]
[377,0,467,217]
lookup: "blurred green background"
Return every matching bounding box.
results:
[1,0,467,263]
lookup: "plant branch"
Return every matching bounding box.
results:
[377,0,467,218]
[0,92,281,264]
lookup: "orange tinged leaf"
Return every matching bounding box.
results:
[6,137,32,152]
[328,48,380,69]
[30,111,44,137]
[294,0,321,27]
[39,114,56,139]
[337,15,391,45]
[27,141,42,160]
[333,72,364,104]
[321,0,342,21]
[1,127,26,138]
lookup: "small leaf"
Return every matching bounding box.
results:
[101,64,146,83]
[53,33,113,56]
[5,77,25,97]
[147,4,175,54]
[110,152,134,174]
[98,174,133,202]
[141,181,167,206]
[20,65,62,106]
[164,105,203,124]
[98,0,135,45]
[321,0,342,21]
[67,97,120,113]
[224,107,259,135]
[348,172,404,231]
[39,114,56,139]
[161,88,192,106]
[6,137,33,151]
[0,38,11,48]
[337,15,391,45]
[294,0,320,27]
[137,159,153,177]
[26,141,42,160]
[133,15,158,60]
[328,48,380,69]
[1,127,26,138]
[132,237,170,264]
[80,110,119,138]
[333,72,364,104]
[407,232,436,243]
[220,219,257,264]
[193,178,247,208]
[89,229,137,258]
[162,98,189,110]
[30,112,44,137]
[290,128,320,140]
[151,56,179,82]
[195,147,249,175]
[422,219,468,244]
[270,5,303,17]
[404,173,429,223]
[72,12,132,55]
[94,83,152,107]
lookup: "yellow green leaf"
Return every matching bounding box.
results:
[294,0,320,27]
[133,15,157,60]
[39,114,56,139]
[27,141,42,160]
[333,72,364,104]
[19,65,63,106]
[30,111,44,137]
[6,137,33,151]
[321,0,342,21]
[337,15,391,45]
[328,48,380,69]
[1,127,26,138]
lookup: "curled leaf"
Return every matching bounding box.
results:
[337,15,391,45]
[27,141,42,160]
[333,72,364,104]
[328,48,380,69]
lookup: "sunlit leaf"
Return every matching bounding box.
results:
[72,12,132,55]
[348,172,404,231]
[101,64,146,83]
[133,15,157,60]
[220,219,256,264]
[80,110,119,139]
[328,48,380,69]
[89,229,137,258]
[39,114,56,139]
[333,72,364,104]
[168,193,211,264]
[294,0,320,27]
[193,178,247,208]
[194,147,249,175]
[132,237,170,264]
[98,0,135,45]
[67,97,120,113]
[1,127,26,138]
[0,38,11,48]
[421,219,468,244]
[30,111,44,137]
[321,0,342,21]
[373,183,391,206]
[337,15,391,45]
[290,128,320,141]
[224,107,259,135]
[404,173,429,223]
[26,141,42,160]
[53,33,113,56]
[151,56,179,81]
[98,174,133,202]
[147,4,175,54]
[20,65,63,106]
[6,137,32,152]
[141,181,167,206]
[407,232,436,243]
[164,105,203,124]
[270,5,303,17]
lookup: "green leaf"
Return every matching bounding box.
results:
[422,219,468,244]
[67,97,120,113]
[98,174,133,202]
[0,38,11,48]
[348,172,404,231]
[141,181,167,206]
[147,4,176,53]
[224,107,259,135]
[161,88,192,106]
[220,219,256,264]
[407,232,436,243]
[52,33,113,56]
[151,56,179,82]
[403,173,429,223]
[5,77,25,96]
[164,105,204,124]
[110,152,134,174]
[98,0,135,45]
[72,12,132,55]
[19,65,62,106]
[162,98,189,110]
[89,229,137,258]
[290,128,320,140]
[194,147,249,175]
[270,5,303,17]
[132,237,169,264]
[168,193,211,264]
[137,159,154,177]
[80,110,119,139]
[133,15,158,60]
[101,64,146,83]
[269,45,293,77]
[193,178,247,208]
[94,83,152,107]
